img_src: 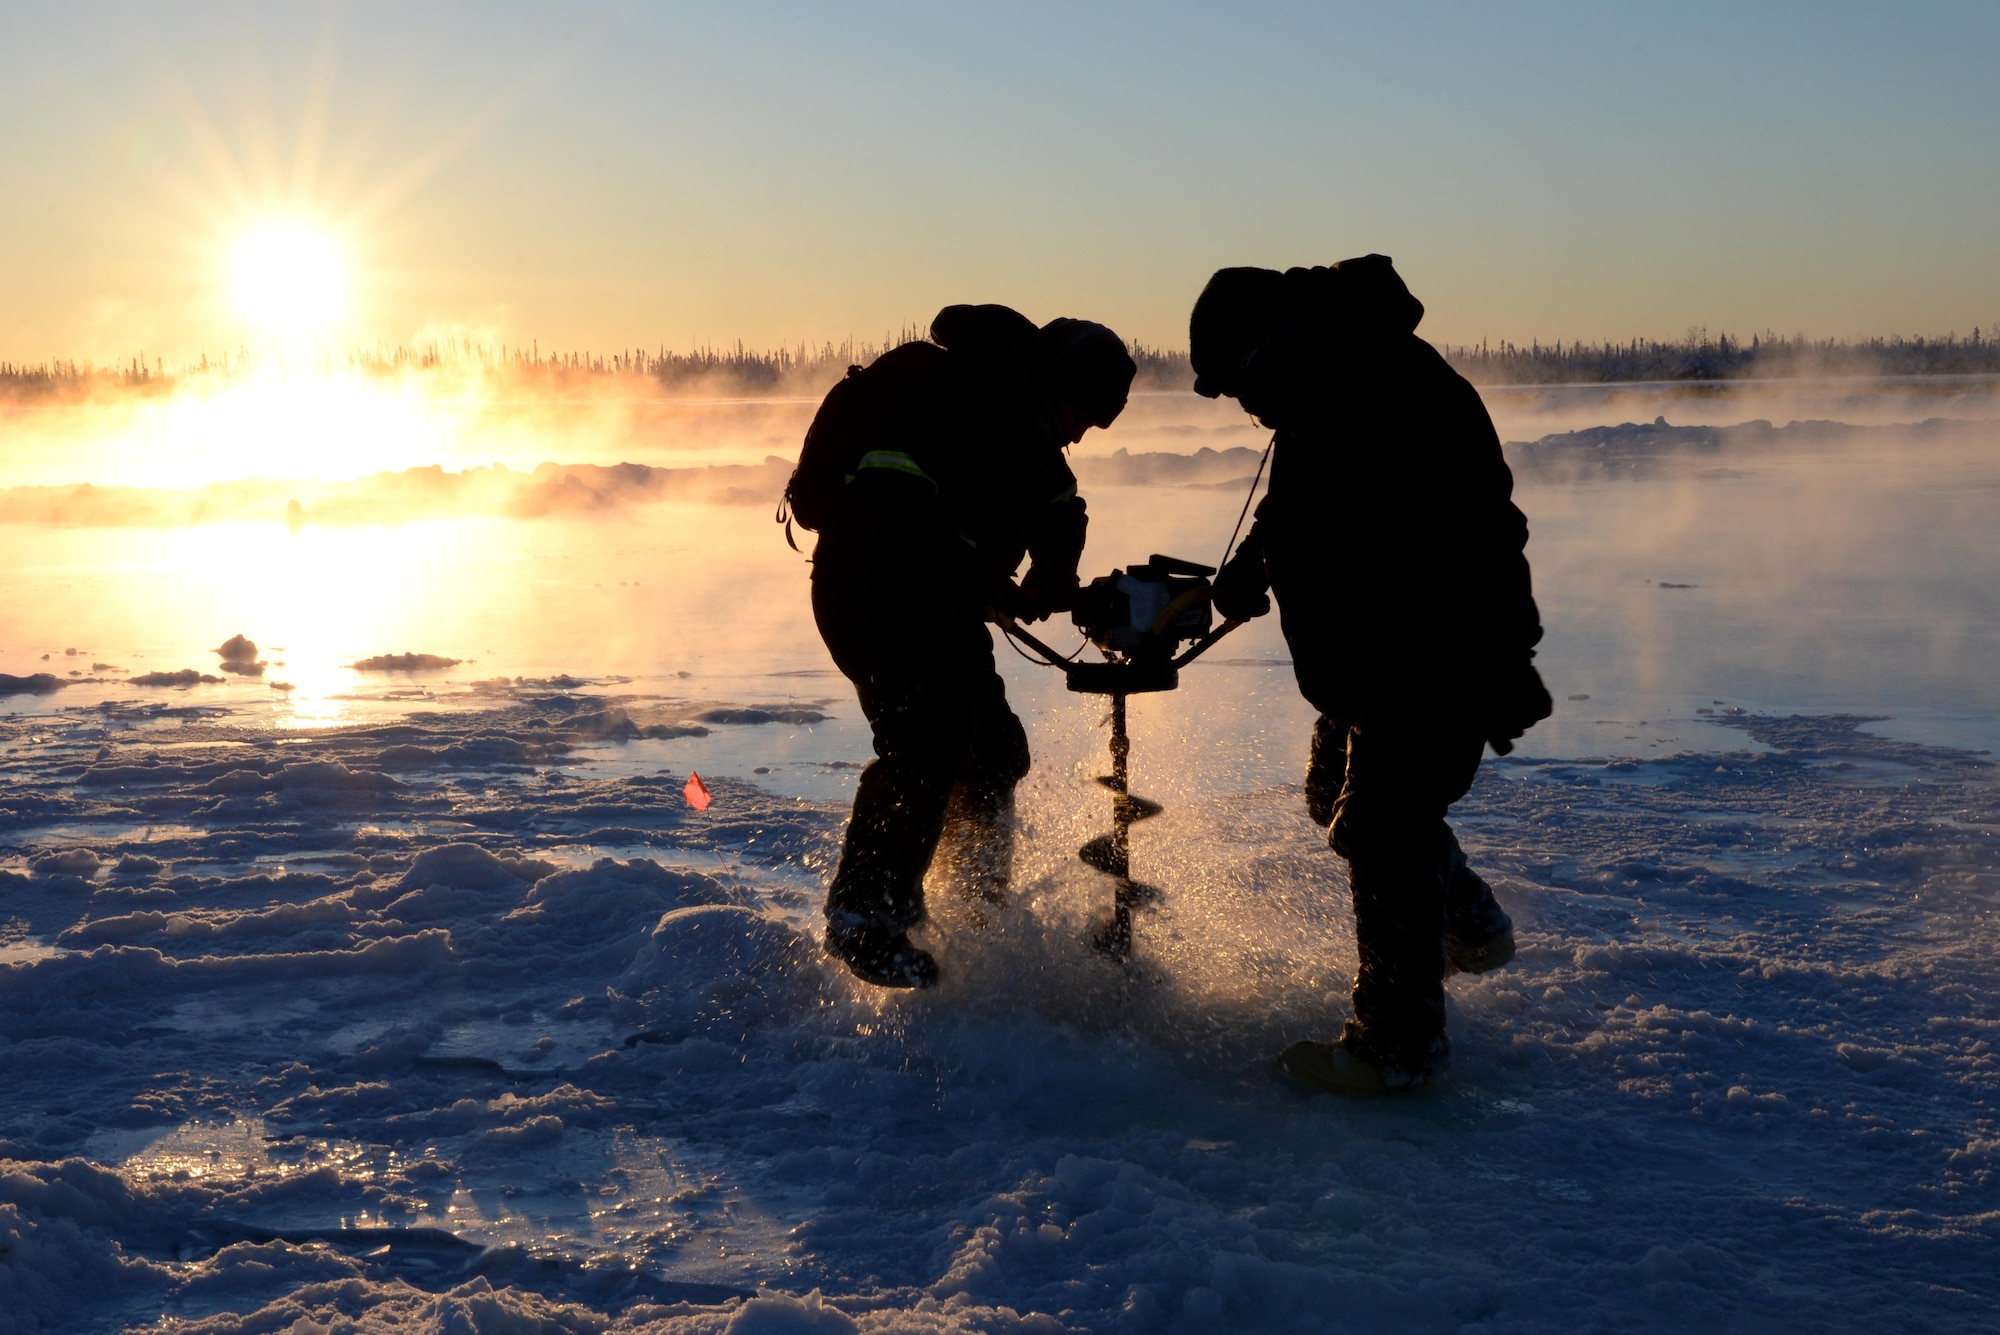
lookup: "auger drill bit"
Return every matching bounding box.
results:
[990,584,1244,963]
[1083,693,1166,960]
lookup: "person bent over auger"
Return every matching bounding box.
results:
[1191,257,1553,1094]
[781,304,1137,988]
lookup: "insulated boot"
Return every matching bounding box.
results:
[1442,832,1515,975]
[824,912,938,989]
[1278,1022,1445,1097]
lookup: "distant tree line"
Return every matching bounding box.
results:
[1120,329,2000,388]
[1436,328,2000,384]
[5,326,1997,400]
[340,330,928,391]
[0,335,924,401]
[0,356,173,398]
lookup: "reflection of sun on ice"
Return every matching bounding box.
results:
[232,223,345,336]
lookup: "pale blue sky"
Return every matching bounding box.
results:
[3,1,1996,360]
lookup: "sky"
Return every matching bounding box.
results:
[2,0,1997,363]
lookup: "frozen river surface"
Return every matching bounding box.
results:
[2,380,1998,1332]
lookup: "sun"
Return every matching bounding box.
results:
[231,223,346,337]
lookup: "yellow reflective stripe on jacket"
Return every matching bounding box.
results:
[853,450,936,485]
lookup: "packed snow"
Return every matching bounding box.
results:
[2,382,1998,1332]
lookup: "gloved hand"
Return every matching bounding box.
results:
[1209,537,1271,622]
[1012,567,1077,624]
[990,577,1054,625]
[1010,583,1058,624]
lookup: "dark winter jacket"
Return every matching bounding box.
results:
[1228,268,1546,739]
[813,306,1087,617]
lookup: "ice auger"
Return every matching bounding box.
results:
[994,554,1242,961]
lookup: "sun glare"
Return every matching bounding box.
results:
[231,224,346,336]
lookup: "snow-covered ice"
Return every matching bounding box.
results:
[2,383,1998,1332]
[4,690,1996,1332]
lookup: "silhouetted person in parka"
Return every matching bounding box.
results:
[1193,256,1552,1094]
[805,305,1136,988]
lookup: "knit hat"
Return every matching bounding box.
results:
[1189,256,1425,399]
[931,303,1038,356]
[1035,318,1137,428]
[1188,267,1288,398]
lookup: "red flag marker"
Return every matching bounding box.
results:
[682,770,712,812]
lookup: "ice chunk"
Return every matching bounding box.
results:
[32,849,101,878]
[349,653,462,672]
[563,707,641,739]
[128,670,223,687]
[1837,1042,1891,1073]
[482,1112,564,1145]
[365,733,566,770]
[212,635,264,677]
[202,761,401,797]
[274,761,400,792]
[722,1289,859,1334]
[399,843,554,891]
[641,722,710,739]
[61,895,360,946]
[512,858,743,943]
[694,707,829,725]
[618,904,820,1034]
[1638,1244,1696,1282]
[0,672,65,696]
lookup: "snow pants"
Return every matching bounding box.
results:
[812,566,1031,934]
[1321,718,1487,1068]
[1308,714,1494,916]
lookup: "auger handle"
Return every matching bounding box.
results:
[987,608,1073,666]
[1170,618,1245,670]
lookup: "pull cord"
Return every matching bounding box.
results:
[1216,433,1276,570]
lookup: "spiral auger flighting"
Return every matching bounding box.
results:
[993,553,1243,964]
[1079,691,1165,959]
